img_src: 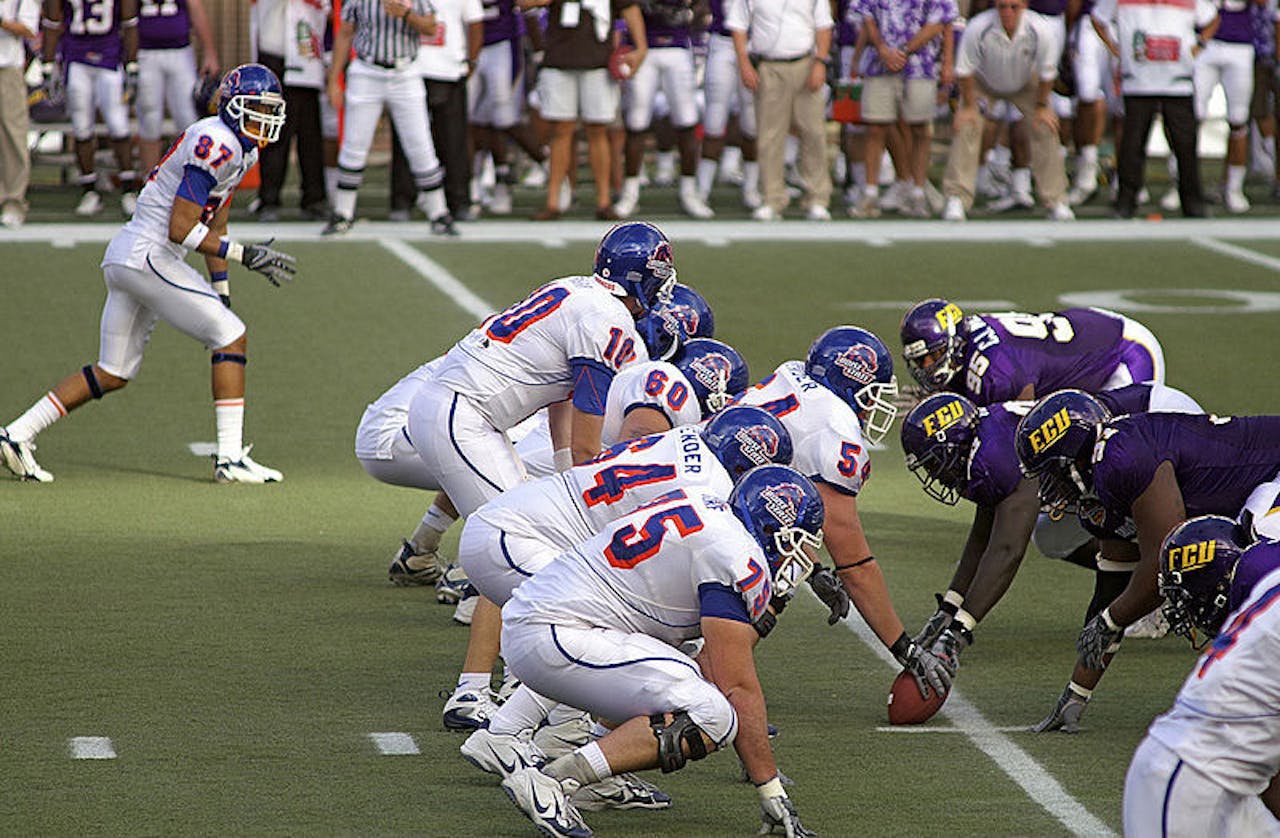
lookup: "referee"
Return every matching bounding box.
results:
[324,0,455,235]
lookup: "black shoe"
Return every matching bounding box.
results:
[322,214,353,236]
[452,205,479,222]
[430,214,458,236]
[1182,204,1210,219]
[300,202,328,220]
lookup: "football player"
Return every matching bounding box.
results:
[135,0,220,177]
[900,383,1203,687]
[1015,391,1280,731]
[1124,516,1280,836]
[494,465,824,838]
[900,298,1166,405]
[41,0,142,216]
[696,0,760,210]
[1,64,296,484]
[735,326,955,701]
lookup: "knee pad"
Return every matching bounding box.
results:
[650,711,709,774]
[82,365,104,399]
[211,352,247,366]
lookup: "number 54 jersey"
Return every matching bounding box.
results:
[503,491,773,647]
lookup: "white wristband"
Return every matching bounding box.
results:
[221,240,245,263]
[211,279,230,297]
[553,448,573,473]
[181,222,210,250]
[942,589,965,609]
[756,776,785,800]
[1100,607,1121,632]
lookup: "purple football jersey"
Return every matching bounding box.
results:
[60,0,124,68]
[1095,383,1156,417]
[954,309,1127,406]
[1092,414,1280,522]
[138,0,190,50]
[1215,6,1253,45]
[837,0,859,47]
[633,0,692,48]
[482,0,520,44]
[1028,0,1066,14]
[1228,541,1280,613]
[708,0,730,37]
[961,403,1027,508]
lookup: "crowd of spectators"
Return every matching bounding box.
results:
[7,0,1280,228]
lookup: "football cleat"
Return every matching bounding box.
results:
[501,768,592,838]
[321,214,353,236]
[75,190,103,217]
[1049,201,1075,222]
[436,563,472,604]
[430,214,459,236]
[452,590,479,625]
[213,445,283,483]
[387,540,443,586]
[0,429,53,482]
[532,712,593,759]
[572,773,672,812]
[442,686,499,731]
[847,194,880,219]
[461,728,548,777]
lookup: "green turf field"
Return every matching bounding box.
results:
[3,228,1277,836]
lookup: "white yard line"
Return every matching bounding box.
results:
[1191,237,1280,274]
[69,736,117,759]
[830,605,1116,838]
[368,732,421,756]
[379,238,495,320]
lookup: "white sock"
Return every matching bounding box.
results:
[579,741,612,780]
[742,160,759,190]
[1081,144,1098,166]
[456,672,491,695]
[863,184,879,200]
[7,392,68,442]
[1227,164,1246,193]
[332,186,357,220]
[657,150,675,171]
[324,166,339,203]
[696,157,718,197]
[621,175,641,200]
[851,161,867,189]
[214,398,244,460]
[721,144,743,171]
[411,502,456,552]
[417,186,447,219]
[487,685,554,736]
[1012,167,1032,196]
[679,174,699,198]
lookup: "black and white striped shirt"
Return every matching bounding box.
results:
[343,0,434,67]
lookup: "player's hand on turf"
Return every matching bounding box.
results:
[1076,609,1123,670]
[1030,685,1088,733]
[243,239,298,286]
[899,638,953,700]
[807,566,849,625]
[759,794,816,837]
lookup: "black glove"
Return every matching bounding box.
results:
[1077,608,1123,670]
[123,61,139,105]
[892,634,954,700]
[759,793,816,837]
[1030,685,1089,733]
[807,566,849,626]
[913,593,957,649]
[242,239,298,286]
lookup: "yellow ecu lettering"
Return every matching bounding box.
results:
[1030,407,1072,454]
[1169,540,1216,573]
[934,303,964,331]
[923,400,965,436]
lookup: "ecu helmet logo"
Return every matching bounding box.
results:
[834,343,879,386]
[734,425,781,466]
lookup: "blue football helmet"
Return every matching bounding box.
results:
[1158,515,1250,647]
[900,298,967,392]
[674,338,749,416]
[636,283,714,361]
[806,326,899,446]
[900,393,981,506]
[702,405,793,482]
[728,464,825,597]
[218,63,286,146]
[1014,390,1110,517]
[593,222,677,313]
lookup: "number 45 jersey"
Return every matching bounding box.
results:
[503,491,773,647]
[432,276,648,432]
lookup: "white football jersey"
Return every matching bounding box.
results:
[736,361,871,496]
[601,360,703,447]
[355,357,444,461]
[431,276,649,431]
[104,116,258,268]
[1147,566,1280,796]
[473,423,736,550]
[503,491,773,647]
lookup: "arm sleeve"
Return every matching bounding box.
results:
[465,0,484,22]
[724,0,747,32]
[698,582,752,623]
[1037,18,1061,78]
[1092,429,1160,519]
[814,0,833,28]
[570,358,616,416]
[175,164,217,205]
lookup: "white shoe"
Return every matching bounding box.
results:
[0,429,53,482]
[0,205,23,228]
[559,179,573,212]
[435,563,471,604]
[741,181,762,210]
[213,445,282,483]
[1066,185,1095,206]
[121,192,138,216]
[848,195,880,219]
[612,190,638,219]
[1225,190,1251,214]
[1160,188,1181,212]
[942,196,966,222]
[901,192,930,219]
[521,162,548,189]
[654,157,676,187]
[805,204,831,221]
[532,712,594,759]
[1125,607,1169,639]
[1137,187,1150,205]
[387,540,443,586]
[461,728,547,777]
[501,768,591,838]
[442,686,499,731]
[572,773,673,812]
[75,190,103,217]
[1049,201,1075,221]
[752,205,779,221]
[679,189,715,219]
[987,191,1034,213]
[489,183,513,215]
[453,590,479,625]
[879,181,906,212]
[717,159,744,185]
[924,181,946,214]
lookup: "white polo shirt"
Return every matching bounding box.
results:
[412,0,484,81]
[0,0,39,68]
[955,7,1060,96]
[725,0,833,61]
[1091,0,1217,96]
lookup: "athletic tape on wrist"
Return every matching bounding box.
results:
[943,589,965,609]
[210,270,229,298]
[182,222,210,250]
[1100,607,1121,632]
[1067,681,1093,700]
[217,239,245,263]
[756,777,785,800]
[553,448,573,472]
[955,607,978,632]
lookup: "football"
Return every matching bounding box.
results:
[886,668,948,725]
[608,45,634,81]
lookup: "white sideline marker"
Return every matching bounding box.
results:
[369,732,420,756]
[70,736,116,759]
[819,594,1116,838]
[379,238,495,320]
[1192,237,1280,274]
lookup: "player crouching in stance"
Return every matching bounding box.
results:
[1123,517,1280,837]
[0,64,296,484]
[495,464,824,838]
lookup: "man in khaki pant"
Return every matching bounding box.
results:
[942,0,1073,222]
[727,0,833,221]
[0,0,38,228]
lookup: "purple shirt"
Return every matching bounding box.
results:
[482,0,521,44]
[139,0,190,50]
[1092,414,1280,523]
[61,0,125,68]
[1215,6,1255,45]
[1029,0,1066,16]
[855,0,957,79]
[1251,0,1276,58]
[628,0,692,48]
[961,403,1027,508]
[708,0,730,37]
[1096,382,1158,417]
[951,309,1128,407]
[837,0,860,47]
[1228,541,1280,613]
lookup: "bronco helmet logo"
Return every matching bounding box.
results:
[834,344,879,386]
[760,482,805,527]
[689,351,732,391]
[734,425,781,466]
